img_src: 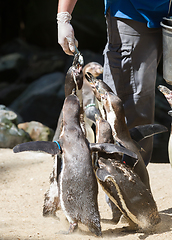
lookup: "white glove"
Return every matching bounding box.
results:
[57,12,78,55]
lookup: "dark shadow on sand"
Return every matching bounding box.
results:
[138,207,172,239]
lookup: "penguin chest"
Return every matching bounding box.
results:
[59,139,98,223]
[106,110,117,137]
[97,101,106,120]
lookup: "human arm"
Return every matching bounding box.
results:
[57,0,78,55]
[58,0,77,14]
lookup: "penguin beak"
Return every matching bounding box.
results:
[85,72,91,81]
[85,73,96,90]
[85,72,96,83]
[72,48,84,68]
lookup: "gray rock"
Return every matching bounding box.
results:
[0,117,31,148]
[19,50,66,83]
[0,110,17,121]
[0,105,23,124]
[10,72,65,130]
[0,82,27,106]
[0,53,27,82]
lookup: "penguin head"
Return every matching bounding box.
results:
[63,94,80,124]
[95,115,114,144]
[83,62,103,78]
[101,92,123,116]
[72,50,84,67]
[70,65,83,90]
[85,72,103,101]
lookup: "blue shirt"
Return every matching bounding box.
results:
[104,0,171,28]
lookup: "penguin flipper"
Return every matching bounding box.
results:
[13,141,61,155]
[129,124,168,142]
[90,143,137,159]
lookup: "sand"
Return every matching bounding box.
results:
[0,148,172,240]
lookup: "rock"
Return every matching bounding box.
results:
[0,82,27,106]
[9,72,65,130]
[0,105,23,125]
[0,117,31,148]
[0,109,17,121]
[0,39,67,106]
[0,53,27,82]
[0,39,67,84]
[18,121,54,141]
[0,38,40,56]
[19,50,66,83]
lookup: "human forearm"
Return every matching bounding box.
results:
[57,0,78,55]
[58,0,78,14]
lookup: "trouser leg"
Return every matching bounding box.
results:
[103,13,162,165]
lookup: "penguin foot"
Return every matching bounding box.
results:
[121,218,139,232]
[105,195,122,224]
[42,208,59,219]
[43,204,57,217]
[43,196,60,217]
[111,210,122,224]
[68,222,78,233]
[121,225,139,233]
[43,213,60,221]
[119,214,128,224]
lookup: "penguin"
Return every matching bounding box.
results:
[13,94,140,235]
[82,62,103,143]
[14,94,101,236]
[158,85,172,167]
[85,72,151,190]
[82,62,103,123]
[158,85,172,107]
[85,72,113,120]
[54,94,101,235]
[47,60,102,218]
[85,73,168,191]
[94,114,123,224]
[94,115,161,230]
[42,154,62,216]
[96,158,161,230]
[43,50,84,217]
[54,50,84,141]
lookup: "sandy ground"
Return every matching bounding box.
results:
[0,148,172,240]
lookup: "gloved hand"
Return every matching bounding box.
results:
[57,12,78,55]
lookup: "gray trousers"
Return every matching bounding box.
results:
[103,12,162,165]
